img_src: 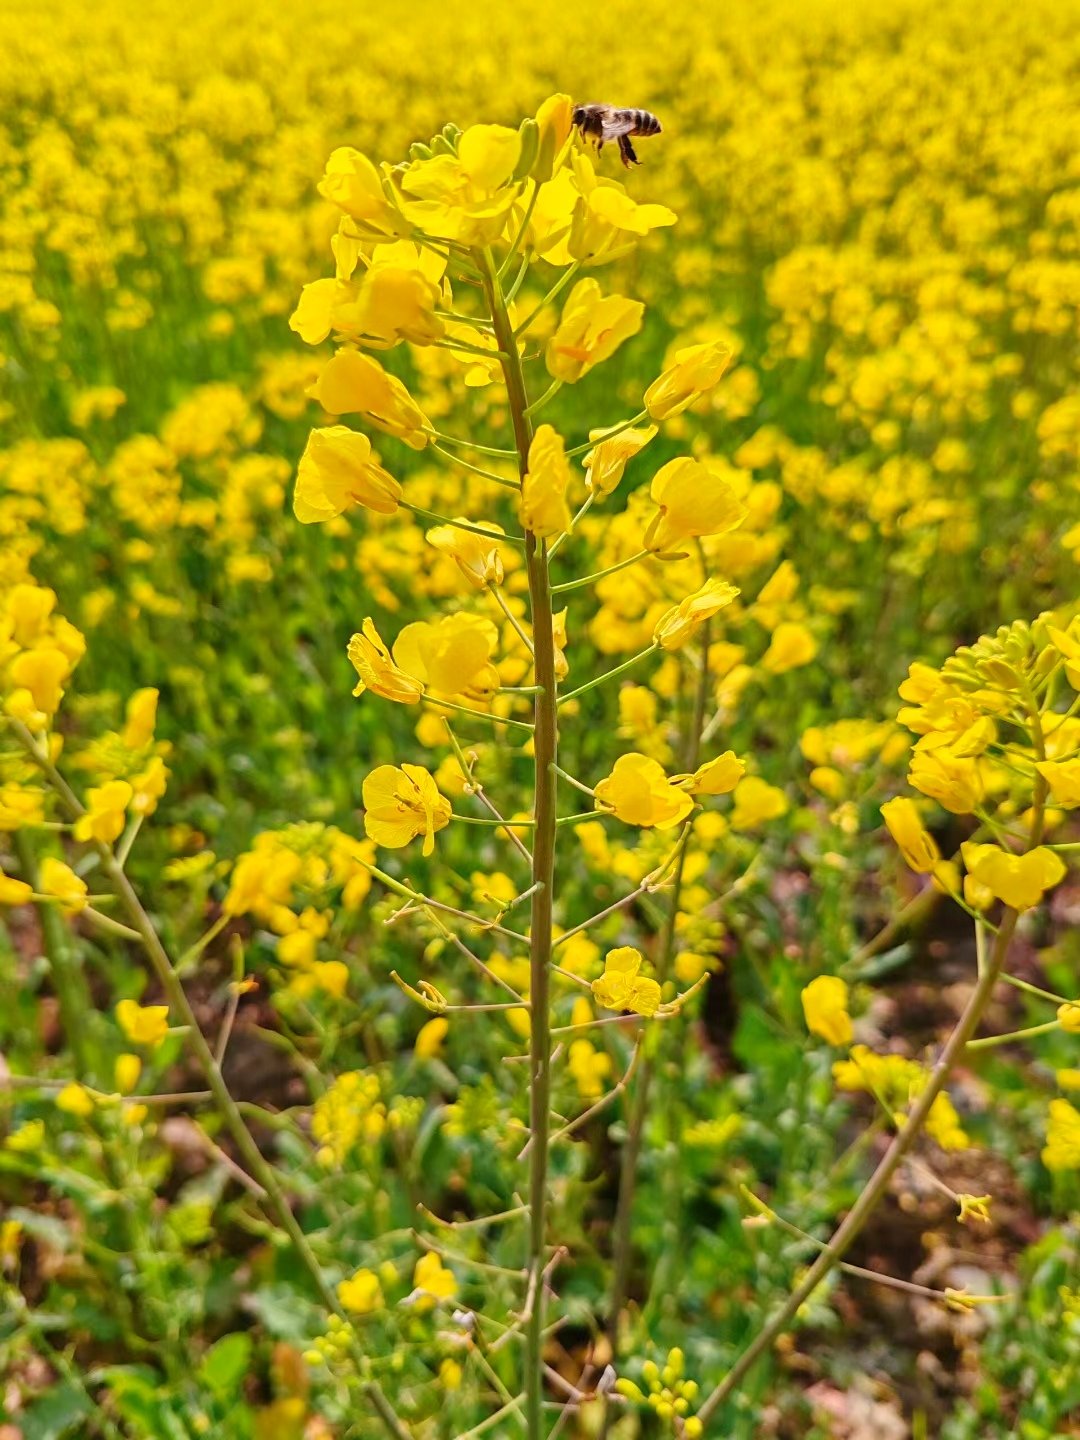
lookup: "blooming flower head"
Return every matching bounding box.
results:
[362,763,451,856]
[583,424,657,498]
[653,577,740,650]
[730,776,788,829]
[592,946,662,1016]
[567,151,676,264]
[645,339,733,420]
[293,426,401,524]
[961,843,1066,911]
[74,780,133,845]
[675,751,745,796]
[594,753,694,829]
[395,125,522,246]
[317,147,403,235]
[309,349,429,450]
[347,619,425,704]
[426,520,506,589]
[7,648,71,721]
[908,748,982,815]
[1035,758,1080,808]
[38,857,88,915]
[115,998,170,1049]
[520,424,572,538]
[545,278,644,383]
[391,613,500,702]
[881,797,942,874]
[802,975,853,1046]
[644,458,747,556]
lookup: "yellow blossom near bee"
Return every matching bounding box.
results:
[1043,1098,1080,1171]
[567,150,676,263]
[347,618,425,704]
[644,458,747,555]
[730,776,788,829]
[674,752,745,796]
[653,578,740,651]
[644,339,733,420]
[426,519,506,588]
[293,426,401,524]
[520,424,572,538]
[801,975,853,1046]
[37,857,88,915]
[115,999,170,1049]
[309,349,429,450]
[74,780,133,845]
[411,1251,457,1311]
[337,1267,384,1315]
[583,424,657,498]
[545,278,644,383]
[0,868,32,906]
[594,753,695,829]
[362,763,451,856]
[592,946,662,1017]
[761,621,818,674]
[961,843,1066,911]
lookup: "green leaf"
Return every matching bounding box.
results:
[199,1331,253,1397]
[19,1382,92,1440]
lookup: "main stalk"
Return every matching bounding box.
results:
[480,248,557,1440]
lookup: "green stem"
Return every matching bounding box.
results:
[550,550,647,595]
[513,262,580,338]
[482,244,557,1440]
[557,645,657,705]
[696,716,1051,1428]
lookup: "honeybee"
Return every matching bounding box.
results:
[571,103,662,167]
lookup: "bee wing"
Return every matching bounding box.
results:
[598,113,637,141]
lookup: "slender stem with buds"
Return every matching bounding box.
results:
[480,245,557,1440]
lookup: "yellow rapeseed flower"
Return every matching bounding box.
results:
[519,424,572,538]
[293,426,401,524]
[801,975,853,1046]
[347,618,425,704]
[592,946,662,1017]
[362,763,451,856]
[594,753,695,829]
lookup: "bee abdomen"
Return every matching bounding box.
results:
[632,109,662,137]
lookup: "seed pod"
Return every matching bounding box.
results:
[513,117,540,182]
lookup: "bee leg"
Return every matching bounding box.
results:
[618,135,639,167]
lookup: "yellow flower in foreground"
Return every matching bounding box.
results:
[338,1267,384,1315]
[392,613,499,701]
[347,619,425,704]
[545,278,644,383]
[730,776,788,829]
[317,147,402,235]
[293,425,401,524]
[653,578,740,651]
[592,946,662,1017]
[963,844,1066,911]
[520,424,572,538]
[880,797,941,874]
[802,975,853,1046]
[309,349,429,450]
[594,753,694,829]
[644,340,733,419]
[426,520,505,588]
[74,780,133,844]
[762,621,818,674]
[115,998,170,1049]
[908,748,982,816]
[675,751,745,796]
[412,1251,457,1311]
[362,763,451,857]
[583,424,657,498]
[532,92,574,181]
[644,458,747,555]
[9,648,71,717]
[1036,758,1080,808]
[1043,1098,1080,1171]
[0,869,33,906]
[38,857,88,915]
